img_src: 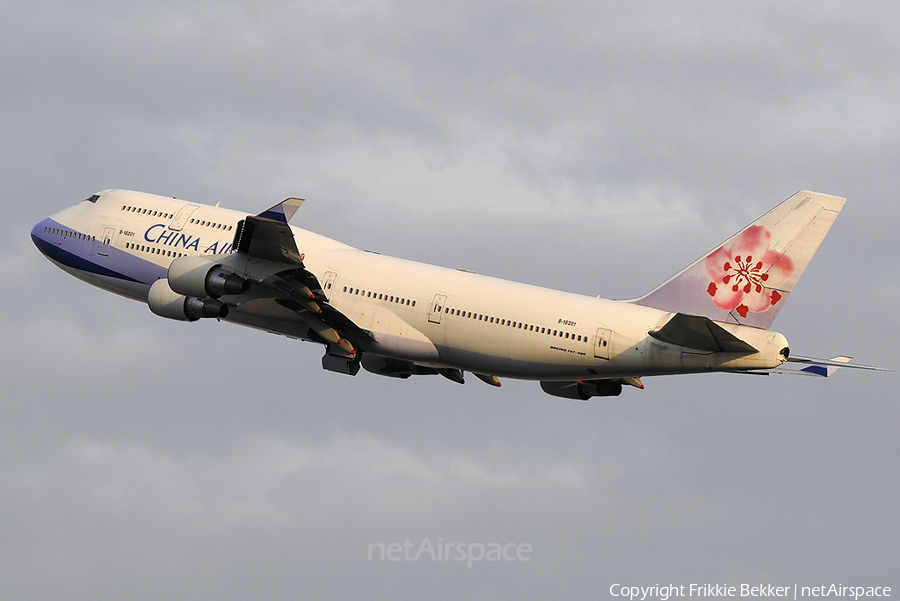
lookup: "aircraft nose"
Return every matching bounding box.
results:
[31,217,54,257]
[32,201,90,256]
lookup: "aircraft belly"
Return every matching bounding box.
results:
[430,346,595,380]
[54,261,150,302]
[366,308,439,362]
[371,333,440,362]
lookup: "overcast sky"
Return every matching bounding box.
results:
[2,1,899,599]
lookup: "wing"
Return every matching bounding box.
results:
[232,199,305,265]
[227,198,374,357]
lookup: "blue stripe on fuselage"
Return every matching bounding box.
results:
[31,218,163,284]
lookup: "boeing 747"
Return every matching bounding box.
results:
[31,189,885,399]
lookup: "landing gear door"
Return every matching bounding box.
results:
[429,293,448,324]
[594,327,612,360]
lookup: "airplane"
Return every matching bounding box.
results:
[31,189,887,399]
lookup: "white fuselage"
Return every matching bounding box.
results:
[32,190,788,382]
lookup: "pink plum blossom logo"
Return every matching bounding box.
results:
[705,225,794,319]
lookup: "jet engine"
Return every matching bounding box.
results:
[540,380,623,400]
[167,256,249,299]
[148,278,229,321]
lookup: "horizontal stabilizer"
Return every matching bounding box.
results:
[748,355,891,377]
[785,355,891,372]
[649,313,758,354]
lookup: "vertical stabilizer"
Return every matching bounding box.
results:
[630,191,846,329]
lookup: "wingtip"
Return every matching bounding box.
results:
[257,197,305,223]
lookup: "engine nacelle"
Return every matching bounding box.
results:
[148,278,229,322]
[540,380,623,400]
[167,256,249,299]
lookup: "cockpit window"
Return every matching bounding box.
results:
[84,194,100,203]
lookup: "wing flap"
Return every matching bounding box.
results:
[269,269,376,346]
